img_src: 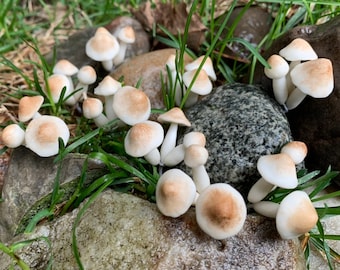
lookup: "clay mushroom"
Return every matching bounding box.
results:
[280,141,308,165]
[75,65,97,101]
[124,120,164,165]
[18,95,44,122]
[46,73,73,104]
[1,124,25,148]
[156,168,196,218]
[112,25,136,66]
[82,97,109,127]
[24,115,70,157]
[185,55,217,81]
[195,183,247,239]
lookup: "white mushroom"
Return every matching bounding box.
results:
[18,95,44,122]
[25,115,70,157]
[279,38,318,63]
[276,190,318,239]
[280,141,308,165]
[1,124,25,148]
[112,25,136,66]
[46,73,74,104]
[195,183,247,239]
[82,97,109,127]
[156,168,196,218]
[75,65,97,101]
[53,59,79,77]
[185,55,217,81]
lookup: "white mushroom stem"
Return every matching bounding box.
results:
[272,76,288,105]
[112,42,127,66]
[192,165,210,193]
[285,87,307,110]
[93,114,109,127]
[286,61,300,94]
[253,201,279,218]
[104,95,117,120]
[160,123,179,162]
[144,148,161,166]
[102,60,114,72]
[247,177,275,203]
[162,144,185,167]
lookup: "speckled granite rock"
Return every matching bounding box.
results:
[253,16,340,177]
[0,147,106,243]
[0,189,305,270]
[180,83,293,196]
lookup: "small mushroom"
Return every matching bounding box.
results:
[53,59,79,77]
[18,95,44,122]
[285,58,334,110]
[75,65,97,101]
[264,54,290,105]
[280,141,308,165]
[182,68,213,96]
[25,115,70,157]
[257,153,298,189]
[46,73,73,104]
[157,107,191,163]
[156,168,196,218]
[112,25,136,66]
[276,190,318,239]
[279,38,318,63]
[124,120,164,165]
[183,131,206,148]
[1,124,25,148]
[113,86,151,126]
[247,177,275,204]
[253,201,279,219]
[82,97,109,127]
[184,144,210,193]
[195,183,247,239]
[185,55,217,81]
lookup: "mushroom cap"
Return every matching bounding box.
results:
[184,144,208,167]
[279,38,318,61]
[18,95,44,122]
[85,27,120,61]
[94,76,121,96]
[276,190,318,239]
[183,131,206,148]
[113,86,151,125]
[1,124,25,148]
[156,168,196,218]
[264,54,290,79]
[290,58,334,98]
[46,74,72,103]
[195,183,247,239]
[124,120,164,157]
[182,69,213,95]
[114,25,136,43]
[77,65,97,85]
[280,141,308,165]
[53,59,79,76]
[157,107,191,127]
[257,153,298,189]
[25,115,70,157]
[82,98,104,119]
[185,55,217,81]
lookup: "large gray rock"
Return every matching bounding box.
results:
[181,83,293,196]
[0,189,305,269]
[0,147,106,242]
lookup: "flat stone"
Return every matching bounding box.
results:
[253,16,340,177]
[180,83,293,197]
[0,189,305,269]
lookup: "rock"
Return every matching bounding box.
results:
[180,83,293,197]
[110,48,193,109]
[0,189,305,269]
[0,147,106,242]
[253,16,340,177]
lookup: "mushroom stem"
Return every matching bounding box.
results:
[112,42,127,66]
[162,144,185,167]
[93,114,109,127]
[285,87,307,110]
[144,148,161,166]
[192,165,210,193]
[253,201,279,218]
[247,177,275,204]
[104,95,117,120]
[272,77,288,105]
[102,60,114,71]
[160,123,178,162]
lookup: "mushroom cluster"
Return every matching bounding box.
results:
[247,141,319,239]
[264,38,334,110]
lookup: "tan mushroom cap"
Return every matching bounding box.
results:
[46,74,72,103]
[182,69,213,95]
[264,54,289,79]
[257,153,298,189]
[53,59,79,76]
[157,107,191,127]
[279,38,318,61]
[82,98,104,119]
[113,86,151,125]
[184,144,208,168]
[280,141,308,165]
[18,95,44,122]
[183,131,206,148]
[86,27,120,61]
[195,183,247,239]
[1,124,25,148]
[185,55,217,81]
[25,115,70,157]
[276,190,318,239]
[77,65,97,85]
[290,58,334,98]
[156,168,196,218]
[94,76,121,96]
[124,120,164,157]
[115,25,136,43]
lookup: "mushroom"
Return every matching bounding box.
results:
[157,107,191,163]
[257,153,298,189]
[82,97,109,127]
[285,58,334,110]
[1,124,25,148]
[53,59,79,77]
[183,131,206,148]
[24,115,70,157]
[112,25,136,66]
[247,177,275,204]
[113,86,151,126]
[279,38,318,63]
[253,201,279,219]
[184,144,210,193]
[18,95,44,122]
[264,54,290,105]
[156,168,196,218]
[124,120,164,165]
[46,73,73,104]
[276,190,318,239]
[195,183,247,239]
[75,65,97,101]
[183,68,213,95]
[85,26,120,71]
[94,75,122,120]
[280,141,308,165]
[185,55,217,81]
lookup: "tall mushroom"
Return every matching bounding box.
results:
[112,25,136,66]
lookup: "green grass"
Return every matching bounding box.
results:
[1,0,340,269]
